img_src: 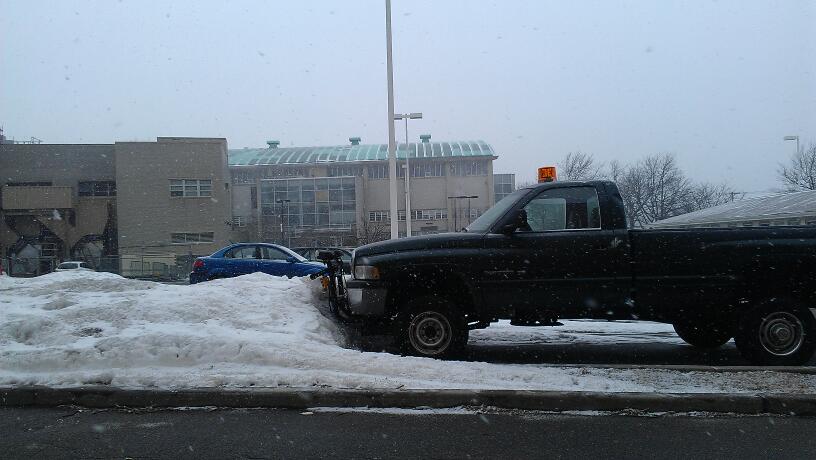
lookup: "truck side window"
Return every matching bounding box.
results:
[521,187,602,231]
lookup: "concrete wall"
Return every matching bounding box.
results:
[0,144,115,257]
[114,137,232,257]
[0,144,115,186]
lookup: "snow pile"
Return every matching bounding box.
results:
[2,271,815,394]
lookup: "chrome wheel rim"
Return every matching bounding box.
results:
[758,312,805,357]
[408,312,452,356]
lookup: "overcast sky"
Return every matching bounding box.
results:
[2,0,814,191]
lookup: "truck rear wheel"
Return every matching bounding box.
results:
[397,296,468,359]
[673,321,732,349]
[734,301,815,366]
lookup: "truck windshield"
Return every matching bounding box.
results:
[466,188,529,233]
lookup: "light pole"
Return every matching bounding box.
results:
[394,112,422,237]
[784,135,800,155]
[384,0,398,240]
[276,199,290,246]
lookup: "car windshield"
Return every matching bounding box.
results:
[466,188,529,232]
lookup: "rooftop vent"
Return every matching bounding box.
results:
[266,140,280,149]
[349,137,361,146]
[419,134,431,143]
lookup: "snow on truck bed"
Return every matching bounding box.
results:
[1,271,815,395]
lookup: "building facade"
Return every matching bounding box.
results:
[0,137,231,277]
[1,135,508,276]
[228,138,499,247]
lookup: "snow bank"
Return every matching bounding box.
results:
[1,271,815,394]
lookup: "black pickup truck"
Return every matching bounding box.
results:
[332,180,816,365]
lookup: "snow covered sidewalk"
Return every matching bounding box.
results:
[1,271,815,395]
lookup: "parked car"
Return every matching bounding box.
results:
[55,261,94,272]
[291,247,353,272]
[189,243,326,284]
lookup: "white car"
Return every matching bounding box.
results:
[55,261,94,272]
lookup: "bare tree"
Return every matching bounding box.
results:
[613,153,735,227]
[558,151,603,181]
[684,182,736,213]
[779,143,816,191]
[356,220,389,246]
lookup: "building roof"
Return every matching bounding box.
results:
[228,141,495,166]
[650,189,816,227]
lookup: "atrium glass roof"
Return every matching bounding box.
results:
[228,141,496,166]
[650,190,816,227]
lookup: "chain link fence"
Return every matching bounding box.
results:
[1,254,193,281]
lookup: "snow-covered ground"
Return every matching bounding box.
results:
[470,319,684,347]
[1,271,814,394]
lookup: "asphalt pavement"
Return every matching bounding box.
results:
[2,406,815,459]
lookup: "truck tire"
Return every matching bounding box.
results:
[672,321,732,349]
[734,301,815,366]
[397,295,468,359]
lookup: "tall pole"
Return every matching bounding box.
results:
[404,118,412,237]
[385,0,399,239]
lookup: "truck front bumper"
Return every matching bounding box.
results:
[345,279,388,316]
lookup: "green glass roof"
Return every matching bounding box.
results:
[228,141,496,166]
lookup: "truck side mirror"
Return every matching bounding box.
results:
[500,209,528,234]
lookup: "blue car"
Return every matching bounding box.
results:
[189,243,326,284]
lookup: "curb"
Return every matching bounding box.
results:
[2,387,816,415]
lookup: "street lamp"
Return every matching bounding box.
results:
[394,112,422,237]
[447,195,478,231]
[784,135,800,155]
[384,0,398,240]
[276,199,291,246]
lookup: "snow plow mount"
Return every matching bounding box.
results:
[310,250,355,323]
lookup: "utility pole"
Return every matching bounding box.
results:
[385,0,398,240]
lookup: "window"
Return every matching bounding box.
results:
[451,160,488,176]
[367,164,389,179]
[369,211,389,222]
[329,166,362,177]
[232,216,247,227]
[78,181,116,197]
[411,209,448,220]
[413,162,445,178]
[170,179,212,197]
[521,187,601,232]
[171,232,215,244]
[260,246,289,260]
[225,246,257,259]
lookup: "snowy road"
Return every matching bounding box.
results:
[1,272,815,394]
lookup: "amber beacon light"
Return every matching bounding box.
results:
[538,166,557,183]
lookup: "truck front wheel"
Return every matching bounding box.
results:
[397,296,468,359]
[734,301,815,366]
[673,321,732,349]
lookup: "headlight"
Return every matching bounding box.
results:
[353,265,380,280]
